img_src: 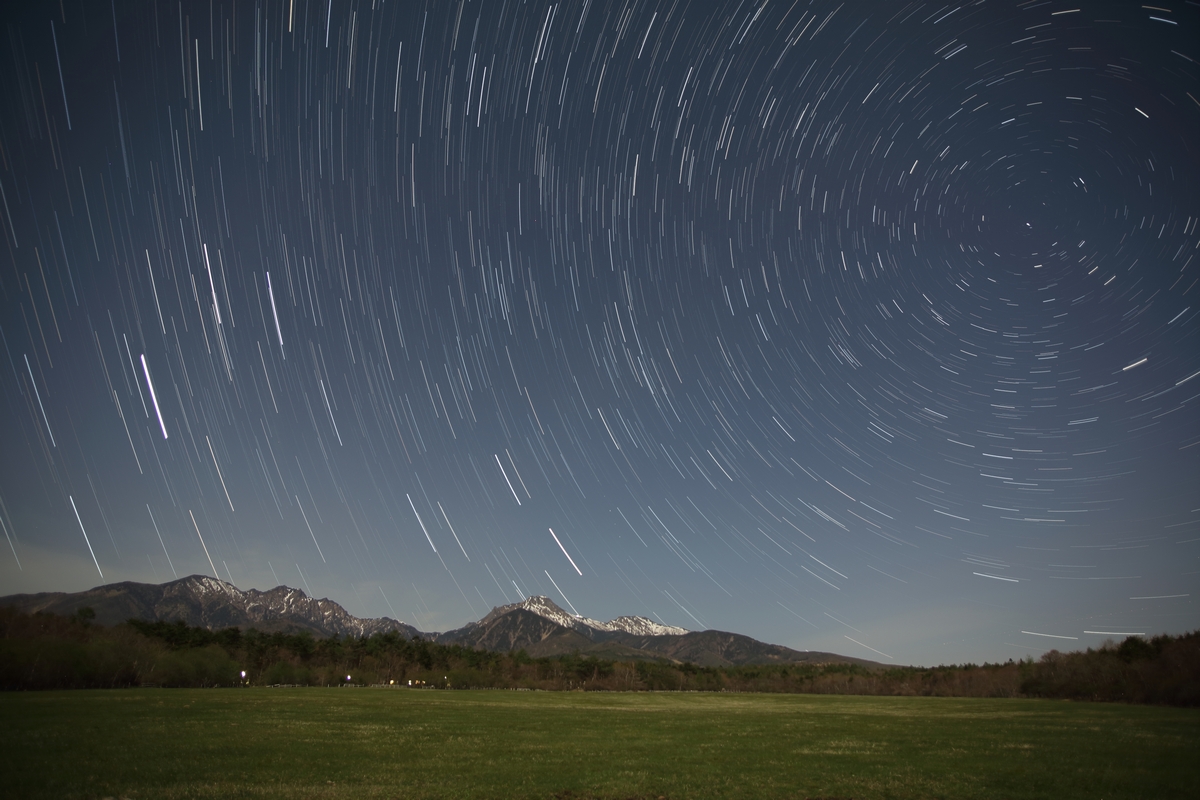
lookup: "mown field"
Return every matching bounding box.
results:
[1,688,1196,799]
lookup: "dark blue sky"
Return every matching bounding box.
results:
[0,0,1196,665]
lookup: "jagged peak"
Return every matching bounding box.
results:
[486,595,689,636]
[153,576,410,634]
[607,615,689,636]
[482,595,576,628]
[174,574,240,597]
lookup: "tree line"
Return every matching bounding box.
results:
[1,607,1196,705]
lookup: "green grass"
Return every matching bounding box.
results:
[1,689,1196,799]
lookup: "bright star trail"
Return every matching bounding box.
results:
[0,1,1196,664]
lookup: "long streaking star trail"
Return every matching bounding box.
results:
[296,496,326,563]
[146,504,176,579]
[438,501,470,560]
[189,509,219,579]
[139,354,168,440]
[49,21,70,130]
[202,244,221,325]
[407,493,437,553]
[318,379,343,446]
[24,354,55,447]
[549,528,582,576]
[544,570,582,617]
[0,515,20,571]
[495,454,522,505]
[266,271,285,357]
[207,436,235,512]
[68,495,102,579]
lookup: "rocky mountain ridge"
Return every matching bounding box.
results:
[438,595,874,667]
[0,577,878,668]
[0,575,420,639]
[476,594,689,637]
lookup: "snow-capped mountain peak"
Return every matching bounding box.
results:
[605,615,689,636]
[484,595,688,636]
[516,595,580,629]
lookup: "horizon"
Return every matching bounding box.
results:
[2,571,1189,668]
[0,1,1196,667]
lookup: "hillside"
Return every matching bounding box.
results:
[0,575,419,639]
[0,579,874,668]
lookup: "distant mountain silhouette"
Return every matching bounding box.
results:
[0,580,877,668]
[437,595,878,668]
[0,575,419,639]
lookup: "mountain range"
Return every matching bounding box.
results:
[0,575,877,668]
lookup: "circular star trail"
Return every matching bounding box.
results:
[0,1,1196,663]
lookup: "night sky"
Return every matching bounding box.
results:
[0,0,1197,665]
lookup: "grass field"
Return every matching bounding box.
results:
[1,689,1196,799]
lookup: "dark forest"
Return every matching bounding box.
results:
[3,608,1196,706]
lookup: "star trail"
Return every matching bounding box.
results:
[0,0,1196,664]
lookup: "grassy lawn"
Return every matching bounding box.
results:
[1,689,1196,799]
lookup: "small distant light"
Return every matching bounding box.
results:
[346,675,352,682]
[240,670,246,678]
